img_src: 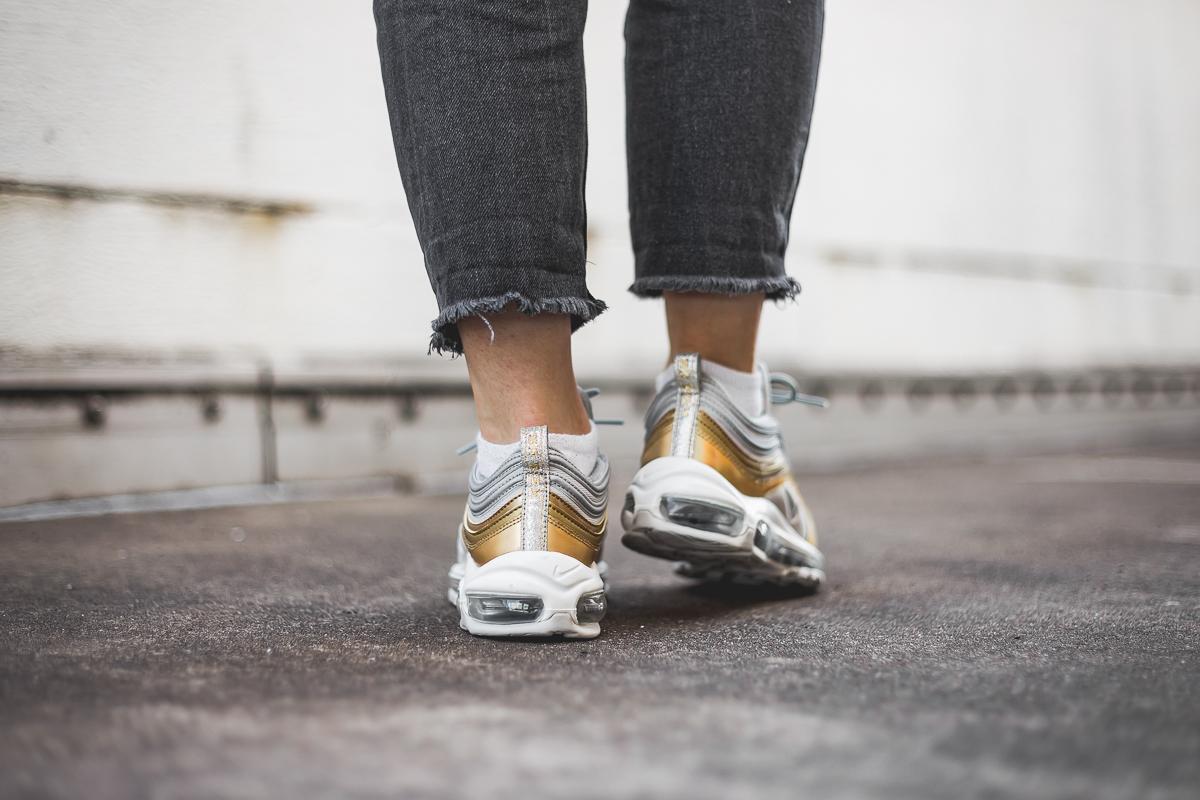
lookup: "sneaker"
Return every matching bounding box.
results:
[448,424,610,638]
[621,353,826,588]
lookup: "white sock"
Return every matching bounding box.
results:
[703,361,767,417]
[655,359,768,418]
[473,436,519,481]
[473,424,599,481]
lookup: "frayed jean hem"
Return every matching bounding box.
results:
[429,292,607,356]
[627,275,800,301]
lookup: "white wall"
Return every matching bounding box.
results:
[2,0,1198,378]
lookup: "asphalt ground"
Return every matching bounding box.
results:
[1,444,1198,799]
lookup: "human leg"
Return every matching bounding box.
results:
[374,0,610,636]
[621,0,827,588]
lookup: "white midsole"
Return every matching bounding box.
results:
[621,456,824,571]
[448,540,605,639]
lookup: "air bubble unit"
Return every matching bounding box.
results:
[466,594,544,624]
[576,591,607,623]
[659,496,744,535]
[753,521,810,567]
[466,591,608,625]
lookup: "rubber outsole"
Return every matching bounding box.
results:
[620,457,825,590]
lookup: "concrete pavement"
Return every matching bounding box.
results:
[1,445,1198,799]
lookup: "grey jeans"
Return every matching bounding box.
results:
[373,0,823,354]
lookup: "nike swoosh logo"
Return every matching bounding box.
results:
[553,562,580,578]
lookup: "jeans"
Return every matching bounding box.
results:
[373,0,824,354]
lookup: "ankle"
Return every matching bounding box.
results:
[667,346,756,373]
[663,291,763,372]
[459,308,592,441]
[474,393,592,442]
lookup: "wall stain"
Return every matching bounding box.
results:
[0,178,311,218]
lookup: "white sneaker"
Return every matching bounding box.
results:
[621,353,826,589]
[449,424,610,637]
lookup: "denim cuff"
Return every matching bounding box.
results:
[424,215,605,354]
[628,243,800,301]
[430,267,606,355]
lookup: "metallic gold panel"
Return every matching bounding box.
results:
[693,412,789,497]
[460,494,605,565]
[464,525,522,564]
[461,497,522,565]
[640,411,674,466]
[642,408,789,497]
[547,494,606,565]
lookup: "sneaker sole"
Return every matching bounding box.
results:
[448,543,608,639]
[620,456,825,590]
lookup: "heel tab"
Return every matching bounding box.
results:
[673,352,701,381]
[519,424,549,457]
[670,354,701,458]
[519,425,550,551]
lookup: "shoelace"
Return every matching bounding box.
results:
[768,373,830,408]
[455,387,623,456]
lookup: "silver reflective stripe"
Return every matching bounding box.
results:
[519,424,550,550]
[670,353,700,458]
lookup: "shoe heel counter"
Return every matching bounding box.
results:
[640,353,701,465]
[461,424,551,566]
[459,500,523,565]
[644,354,793,499]
[518,424,607,566]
